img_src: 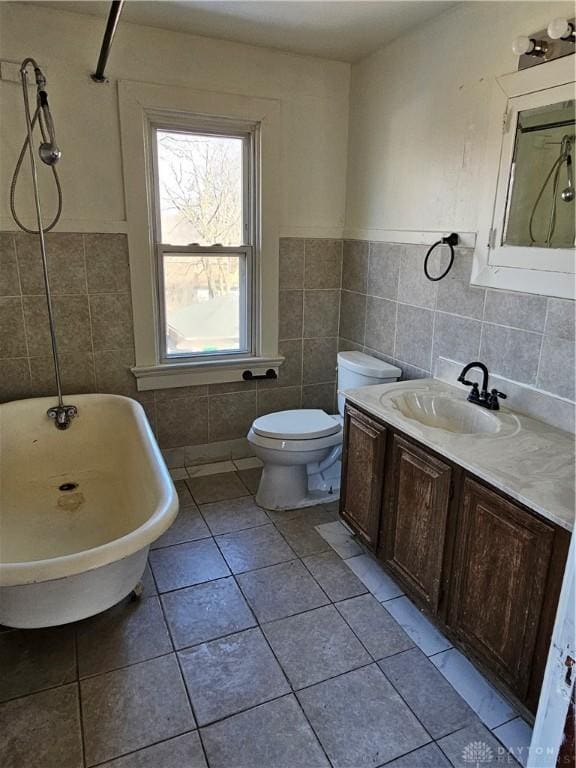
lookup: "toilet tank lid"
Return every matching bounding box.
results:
[338,351,402,379]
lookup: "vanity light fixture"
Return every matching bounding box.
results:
[547,18,576,42]
[512,35,548,58]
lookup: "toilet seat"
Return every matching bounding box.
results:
[247,426,342,453]
[252,409,341,441]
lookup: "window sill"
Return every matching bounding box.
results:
[131,355,284,391]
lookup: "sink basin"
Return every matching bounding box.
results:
[390,392,502,435]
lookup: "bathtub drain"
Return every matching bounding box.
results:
[59,482,78,492]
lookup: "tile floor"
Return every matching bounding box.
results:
[0,466,532,768]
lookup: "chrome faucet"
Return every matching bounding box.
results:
[47,403,78,430]
[457,361,507,411]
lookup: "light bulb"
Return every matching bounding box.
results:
[547,18,574,40]
[512,36,534,56]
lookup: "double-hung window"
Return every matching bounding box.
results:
[119,81,281,390]
[151,118,257,362]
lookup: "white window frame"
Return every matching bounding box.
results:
[151,117,257,363]
[118,81,282,390]
[473,56,576,299]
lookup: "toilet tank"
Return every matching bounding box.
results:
[337,352,402,416]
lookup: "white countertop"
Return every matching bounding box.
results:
[342,379,575,532]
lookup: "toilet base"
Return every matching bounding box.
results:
[255,462,340,511]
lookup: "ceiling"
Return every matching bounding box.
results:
[37,1,458,62]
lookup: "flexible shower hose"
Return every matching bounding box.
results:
[528,154,564,246]
[10,103,62,233]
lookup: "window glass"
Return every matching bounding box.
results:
[153,123,254,360]
[163,253,244,355]
[156,130,244,246]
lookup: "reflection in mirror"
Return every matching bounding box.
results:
[504,99,575,249]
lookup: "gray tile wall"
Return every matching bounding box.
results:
[0,233,342,452]
[277,238,342,413]
[338,240,575,404]
[2,231,572,455]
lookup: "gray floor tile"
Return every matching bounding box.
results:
[0,683,83,768]
[266,503,338,525]
[383,596,452,656]
[174,478,195,507]
[186,472,250,504]
[315,520,364,559]
[238,467,262,494]
[262,604,371,689]
[77,596,172,678]
[151,506,211,548]
[81,654,195,766]
[200,694,329,768]
[237,559,330,622]
[179,627,290,725]
[149,538,230,592]
[384,743,452,768]
[345,554,404,601]
[140,563,157,597]
[216,524,295,573]
[276,517,334,556]
[303,551,368,601]
[0,626,76,702]
[99,732,207,767]
[162,576,256,649]
[297,664,430,768]
[492,718,533,768]
[200,496,269,535]
[431,648,516,729]
[379,648,476,738]
[336,594,414,660]
[437,721,520,768]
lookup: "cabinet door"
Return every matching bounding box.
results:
[340,405,387,550]
[449,478,555,699]
[383,435,452,613]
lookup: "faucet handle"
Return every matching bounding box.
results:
[467,382,480,402]
[487,388,507,410]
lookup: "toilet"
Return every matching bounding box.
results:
[247,352,402,511]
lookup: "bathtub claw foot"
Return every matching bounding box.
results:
[130,581,144,601]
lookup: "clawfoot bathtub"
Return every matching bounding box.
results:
[0,394,178,628]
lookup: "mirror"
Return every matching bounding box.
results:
[473,57,576,300]
[504,100,575,249]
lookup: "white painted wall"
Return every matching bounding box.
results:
[0,2,350,237]
[344,1,575,239]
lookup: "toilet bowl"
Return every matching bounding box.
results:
[247,352,402,511]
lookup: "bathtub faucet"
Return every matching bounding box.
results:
[47,403,78,430]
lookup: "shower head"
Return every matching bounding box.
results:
[20,61,61,166]
[561,143,574,202]
[37,89,61,166]
[39,141,61,166]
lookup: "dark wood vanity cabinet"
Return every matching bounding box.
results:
[381,435,453,613]
[448,479,556,702]
[340,406,387,550]
[340,402,570,715]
